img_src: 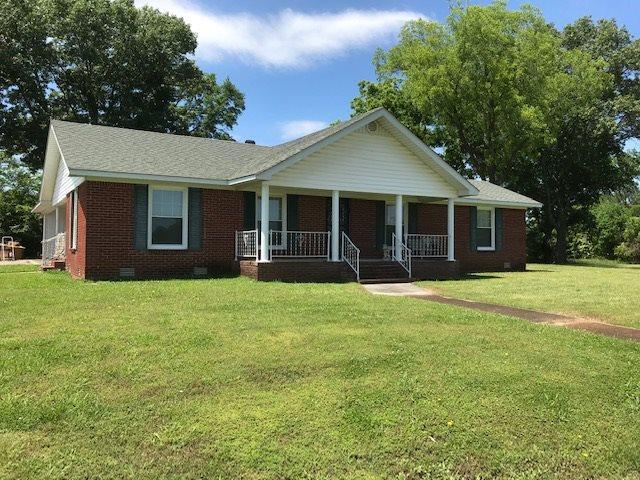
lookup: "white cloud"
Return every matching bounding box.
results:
[135,0,424,68]
[279,120,329,141]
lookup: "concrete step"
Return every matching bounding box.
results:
[359,277,412,284]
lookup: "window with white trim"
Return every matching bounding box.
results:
[148,186,188,249]
[477,207,495,250]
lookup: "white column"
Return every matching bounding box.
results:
[447,198,455,261]
[395,194,403,259]
[260,182,270,262]
[331,190,340,261]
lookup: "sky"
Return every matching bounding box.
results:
[135,0,640,146]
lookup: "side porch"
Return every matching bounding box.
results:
[234,184,459,283]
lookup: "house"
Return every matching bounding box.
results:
[34,108,541,282]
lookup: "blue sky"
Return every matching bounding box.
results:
[137,1,640,146]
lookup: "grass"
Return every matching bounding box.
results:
[1,267,639,479]
[419,262,640,329]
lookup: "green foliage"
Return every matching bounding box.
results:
[591,199,631,258]
[354,1,640,263]
[567,229,594,260]
[0,154,41,256]
[0,0,245,170]
[615,217,640,263]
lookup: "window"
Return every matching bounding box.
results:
[148,186,188,249]
[476,207,495,250]
[257,196,285,247]
[256,196,284,232]
[70,189,78,250]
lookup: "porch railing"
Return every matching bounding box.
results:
[405,234,448,258]
[270,231,331,259]
[42,233,66,263]
[391,233,412,277]
[341,232,360,281]
[235,229,259,259]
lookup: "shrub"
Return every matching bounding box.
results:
[591,200,630,258]
[615,217,640,263]
[567,230,594,259]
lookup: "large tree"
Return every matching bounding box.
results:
[0,0,245,171]
[354,1,638,262]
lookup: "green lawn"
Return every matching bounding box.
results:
[420,261,640,329]
[1,267,639,479]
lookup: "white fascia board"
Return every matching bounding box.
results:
[38,126,62,204]
[68,169,229,186]
[441,198,542,209]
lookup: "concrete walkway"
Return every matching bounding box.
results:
[362,283,640,342]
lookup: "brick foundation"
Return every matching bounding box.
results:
[240,260,352,282]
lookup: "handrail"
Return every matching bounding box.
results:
[235,229,259,260]
[341,232,360,281]
[405,234,448,258]
[392,233,412,278]
[41,232,66,263]
[269,230,331,259]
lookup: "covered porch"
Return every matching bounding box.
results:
[234,184,458,282]
[41,203,67,267]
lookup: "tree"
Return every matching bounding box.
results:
[356,1,639,262]
[615,216,640,262]
[0,0,245,170]
[0,154,41,256]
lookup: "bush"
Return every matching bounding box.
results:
[615,217,640,263]
[591,200,630,258]
[567,230,594,259]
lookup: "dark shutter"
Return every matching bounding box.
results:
[408,203,419,234]
[469,206,477,251]
[188,188,203,250]
[287,195,299,231]
[495,208,503,251]
[243,191,256,230]
[133,184,148,250]
[375,201,386,249]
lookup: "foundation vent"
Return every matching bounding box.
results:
[119,267,135,278]
[503,262,511,270]
[193,266,208,276]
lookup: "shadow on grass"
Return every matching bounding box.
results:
[568,259,640,270]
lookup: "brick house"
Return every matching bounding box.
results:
[35,108,541,282]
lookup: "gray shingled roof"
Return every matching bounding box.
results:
[51,108,378,181]
[49,108,540,207]
[469,180,541,207]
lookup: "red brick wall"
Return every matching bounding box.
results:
[349,199,381,258]
[297,195,328,231]
[417,204,447,235]
[65,183,88,278]
[454,206,527,272]
[412,203,527,272]
[73,181,245,280]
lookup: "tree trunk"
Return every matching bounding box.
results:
[554,211,568,264]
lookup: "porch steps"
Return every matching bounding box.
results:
[42,260,66,271]
[358,260,410,284]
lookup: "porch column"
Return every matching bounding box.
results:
[447,198,455,261]
[331,190,340,261]
[395,194,403,259]
[260,182,270,262]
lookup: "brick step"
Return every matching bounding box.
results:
[358,261,410,282]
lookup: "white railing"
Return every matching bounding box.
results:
[341,232,360,281]
[392,233,412,277]
[405,234,448,258]
[270,231,331,259]
[235,229,259,259]
[42,233,66,263]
